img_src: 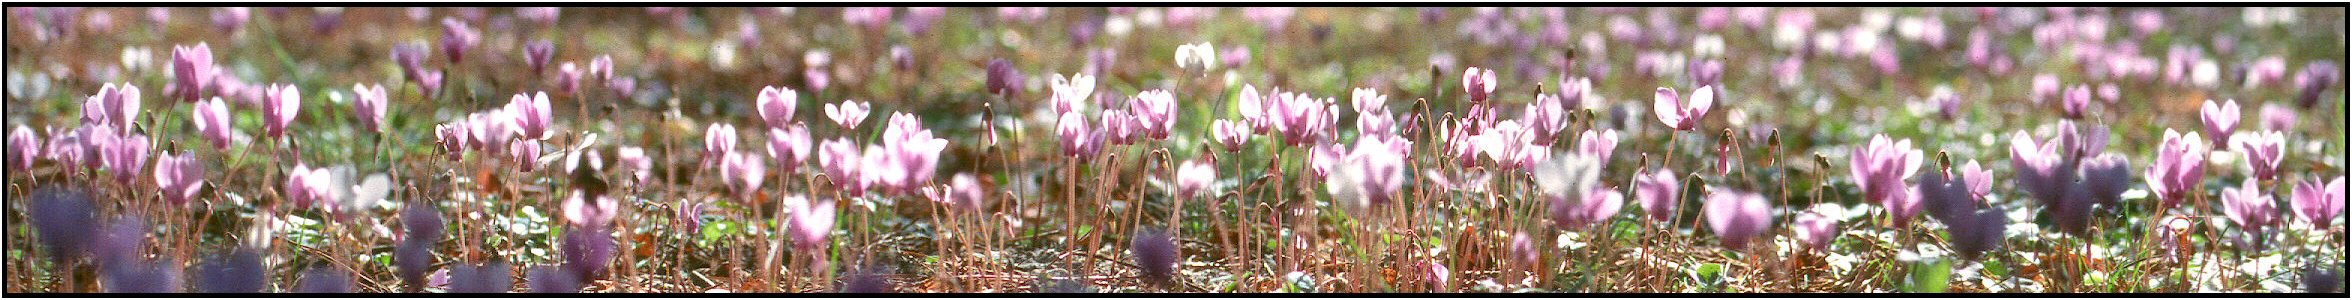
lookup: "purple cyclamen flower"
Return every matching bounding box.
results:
[2294,61,2340,109]
[985,58,1018,96]
[825,100,871,130]
[9,126,38,171]
[391,42,429,83]
[2290,176,2344,230]
[524,40,554,75]
[1653,85,1714,131]
[445,261,511,293]
[262,83,299,138]
[154,151,204,206]
[1237,85,1269,133]
[1945,207,2008,261]
[2236,130,2286,181]
[1051,73,1096,115]
[557,62,583,96]
[191,97,235,149]
[353,83,388,133]
[758,86,798,129]
[1918,165,1979,225]
[439,17,479,64]
[1343,136,1412,210]
[1462,67,1497,103]
[616,146,651,184]
[1212,119,1249,152]
[1509,232,1538,269]
[2201,99,2240,145]
[703,123,738,167]
[30,188,97,263]
[526,266,581,293]
[590,55,614,83]
[508,92,552,140]
[2144,129,2207,210]
[102,132,150,184]
[1635,168,1680,222]
[1929,85,1960,120]
[2222,178,2277,235]
[1130,229,1180,285]
[1131,90,1177,139]
[557,226,614,280]
[173,43,214,102]
[1791,210,1838,252]
[1057,112,1098,159]
[2260,103,2297,132]
[509,140,543,172]
[1100,109,1138,146]
[866,113,949,195]
[767,124,812,173]
[1705,189,1775,248]
[104,255,183,293]
[293,267,354,293]
[1479,120,1536,170]
[2053,154,2132,236]
[1851,134,1924,224]
[2009,131,2069,205]
[1176,159,1214,200]
[802,50,832,91]
[2060,84,2091,119]
[786,195,836,251]
[193,248,264,293]
[819,139,866,195]
[91,83,142,133]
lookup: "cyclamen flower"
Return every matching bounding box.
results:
[1212,119,1249,152]
[9,126,37,171]
[523,40,554,75]
[926,173,986,212]
[85,83,141,132]
[173,43,214,102]
[1653,85,1714,131]
[1850,135,1924,224]
[154,151,205,206]
[825,100,871,129]
[527,266,582,293]
[562,191,619,228]
[2060,84,2091,119]
[444,261,511,293]
[557,62,583,95]
[1173,42,1216,72]
[1051,73,1096,114]
[1552,186,1624,230]
[262,83,299,138]
[1237,85,1268,133]
[1462,67,1497,103]
[2201,99,2240,145]
[2260,103,2297,131]
[866,113,950,195]
[985,58,1019,96]
[1945,207,2008,261]
[2291,176,2345,230]
[1270,91,1334,146]
[2221,178,2277,235]
[1791,210,1838,251]
[439,17,478,64]
[352,83,388,133]
[1176,159,1214,200]
[30,188,97,263]
[557,226,614,280]
[1526,94,1568,142]
[2144,129,2207,210]
[508,92,552,140]
[192,248,264,293]
[758,86,798,128]
[1130,229,1180,285]
[1348,136,1412,209]
[1635,168,1680,221]
[1929,85,1960,120]
[721,152,765,198]
[510,140,543,172]
[2237,130,2286,181]
[1705,189,1774,248]
[703,123,738,167]
[101,132,150,184]
[1578,129,1620,164]
[767,124,812,173]
[1101,109,1140,146]
[293,267,354,293]
[785,195,836,251]
[1131,90,1177,139]
[1481,120,1540,170]
[819,138,866,195]
[617,146,652,184]
[1057,112,1099,159]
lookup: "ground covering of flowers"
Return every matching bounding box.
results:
[3,7,2346,293]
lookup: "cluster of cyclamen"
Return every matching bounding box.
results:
[431,92,554,169]
[720,84,955,260]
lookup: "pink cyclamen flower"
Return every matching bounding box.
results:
[1577,129,1620,164]
[2236,130,2285,181]
[87,83,141,133]
[438,17,479,64]
[102,132,150,184]
[1100,109,1138,146]
[432,123,467,160]
[190,97,233,150]
[352,83,388,133]
[1706,189,1775,248]
[2259,103,2296,132]
[1056,112,1098,159]
[590,55,614,83]
[1130,90,1177,139]
[1635,168,1680,222]
[1526,94,1567,143]
[173,43,214,102]
[154,151,204,206]
[1653,85,1714,131]
[1957,160,1992,200]
[261,84,299,138]
[1552,186,1624,230]
[926,173,986,212]
[784,195,836,251]
[1462,67,1497,103]
[867,113,949,195]
[702,123,738,168]
[766,124,812,174]
[824,100,870,130]
[1237,85,1268,133]
[720,151,764,198]
[523,40,554,75]
[2060,85,2091,119]
[616,146,651,184]
[561,191,619,228]
[8,126,37,170]
[1176,159,1214,200]
[509,140,542,172]
[1850,134,1924,224]
[2201,99,2240,145]
[2144,129,2207,210]
[284,162,320,209]
[1351,136,1411,207]
[1791,210,1838,252]
[1051,73,1096,115]
[819,138,866,195]
[2290,176,2345,230]
[507,92,552,140]
[2221,178,2276,234]
[757,86,798,129]
[1212,119,1250,152]
[557,62,583,95]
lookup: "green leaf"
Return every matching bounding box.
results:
[1903,260,1951,293]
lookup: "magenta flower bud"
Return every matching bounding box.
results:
[1050,73,1096,115]
[819,138,866,195]
[1851,134,1924,224]
[524,40,554,75]
[10,126,39,171]
[172,43,214,102]
[153,151,204,206]
[2222,177,2278,235]
[1791,210,1838,252]
[1212,119,1249,152]
[617,146,651,184]
[261,83,300,138]
[2200,99,2241,146]
[2260,103,2297,132]
[785,195,836,251]
[1176,159,1215,200]
[757,86,798,129]
[508,92,553,140]
[1653,85,1714,131]
[1461,67,1497,103]
[703,123,738,168]
[1635,168,1680,222]
[352,83,388,133]
[1056,112,1097,159]
[1577,129,1620,165]
[766,124,812,174]
[438,17,479,64]
[2291,176,2346,230]
[824,100,871,130]
[2236,130,2286,181]
[1705,189,1774,248]
[2144,129,2207,210]
[557,62,583,96]
[2060,84,2091,119]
